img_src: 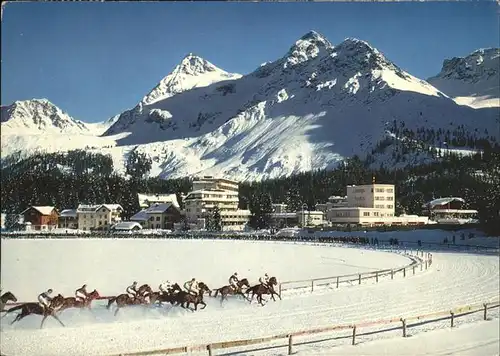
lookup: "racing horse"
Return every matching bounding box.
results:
[0,291,18,312]
[172,282,211,311]
[5,294,66,328]
[149,283,183,306]
[106,293,149,316]
[213,278,251,306]
[57,290,101,312]
[137,284,152,297]
[245,277,281,306]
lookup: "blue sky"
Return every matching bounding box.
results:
[1,2,498,123]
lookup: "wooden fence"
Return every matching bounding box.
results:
[109,300,500,356]
[278,250,431,296]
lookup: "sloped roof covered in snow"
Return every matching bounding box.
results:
[77,204,123,213]
[423,197,465,208]
[130,210,149,221]
[60,209,77,218]
[130,203,178,221]
[138,193,180,208]
[20,206,56,215]
[112,221,142,230]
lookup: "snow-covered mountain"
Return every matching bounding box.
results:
[1,99,89,135]
[427,48,500,108]
[2,32,499,181]
[141,53,242,105]
[100,31,498,180]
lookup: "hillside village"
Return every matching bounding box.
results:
[2,176,481,234]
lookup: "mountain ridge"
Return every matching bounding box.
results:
[2,31,498,181]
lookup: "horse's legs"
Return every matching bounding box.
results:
[10,312,23,325]
[200,301,207,310]
[51,313,65,327]
[114,307,120,317]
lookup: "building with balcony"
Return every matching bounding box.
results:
[325,183,428,226]
[58,209,78,229]
[183,177,250,231]
[20,206,59,231]
[422,197,479,225]
[77,204,123,231]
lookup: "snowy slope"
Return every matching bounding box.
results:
[0,235,498,356]
[428,48,500,108]
[100,32,498,180]
[0,99,90,135]
[141,53,242,105]
[2,33,499,181]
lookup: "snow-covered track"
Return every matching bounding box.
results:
[1,238,498,356]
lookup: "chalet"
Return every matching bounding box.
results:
[131,203,181,230]
[20,206,59,231]
[422,197,479,225]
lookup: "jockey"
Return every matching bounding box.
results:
[184,278,199,296]
[229,272,239,291]
[159,280,172,295]
[38,289,53,311]
[75,284,88,302]
[126,281,138,300]
[259,273,270,287]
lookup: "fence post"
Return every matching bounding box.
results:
[450,312,455,328]
[358,274,361,284]
[311,280,314,292]
[421,263,423,271]
[425,260,428,269]
[376,271,379,283]
[391,269,394,279]
[484,303,488,320]
[352,326,357,345]
[401,318,407,337]
[288,334,293,355]
[207,344,213,356]
[279,284,282,298]
[336,276,339,288]
[413,266,415,275]
[403,268,406,278]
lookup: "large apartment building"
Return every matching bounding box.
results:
[326,183,427,226]
[183,176,251,231]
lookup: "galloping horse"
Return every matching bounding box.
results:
[173,283,211,311]
[0,291,18,312]
[58,290,101,312]
[106,293,148,316]
[137,284,152,297]
[213,278,250,305]
[5,294,66,328]
[245,277,281,306]
[150,283,183,306]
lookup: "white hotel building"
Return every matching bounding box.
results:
[325,183,428,226]
[183,177,251,231]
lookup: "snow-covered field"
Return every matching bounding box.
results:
[0,237,498,356]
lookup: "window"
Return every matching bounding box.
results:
[387,205,394,209]
[363,212,370,216]
[386,196,394,201]
[375,188,385,193]
[374,212,379,216]
[156,216,161,221]
[387,189,394,193]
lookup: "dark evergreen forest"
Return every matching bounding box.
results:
[2,127,499,235]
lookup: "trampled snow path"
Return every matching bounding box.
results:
[0,239,498,356]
